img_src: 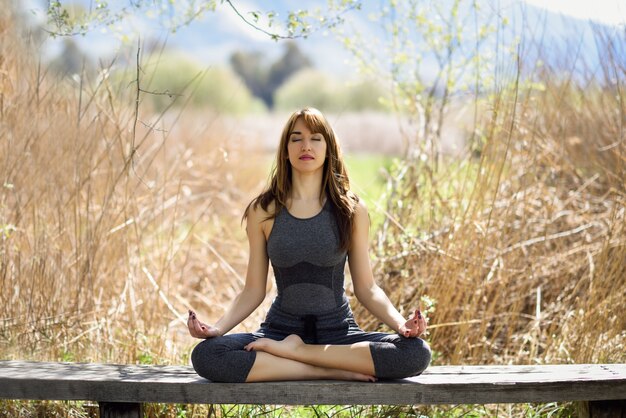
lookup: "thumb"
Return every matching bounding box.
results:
[399,325,410,337]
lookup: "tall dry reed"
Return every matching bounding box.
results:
[0,7,269,366]
[354,27,626,366]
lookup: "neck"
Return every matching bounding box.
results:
[290,170,324,201]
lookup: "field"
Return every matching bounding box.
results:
[1,5,625,418]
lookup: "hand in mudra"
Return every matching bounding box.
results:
[187,309,220,339]
[399,309,428,338]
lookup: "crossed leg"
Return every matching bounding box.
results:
[246,349,376,382]
[191,330,376,383]
[245,334,376,380]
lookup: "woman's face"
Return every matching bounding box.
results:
[286,117,327,174]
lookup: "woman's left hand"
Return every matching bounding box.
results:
[399,308,428,338]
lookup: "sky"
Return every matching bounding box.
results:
[522,0,625,26]
[19,0,626,77]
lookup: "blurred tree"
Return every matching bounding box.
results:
[266,42,312,102]
[48,38,86,77]
[340,0,502,162]
[274,69,338,111]
[230,42,312,108]
[229,50,268,104]
[344,79,388,111]
[119,52,265,114]
[274,69,387,112]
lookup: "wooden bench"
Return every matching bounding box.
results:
[1,361,625,417]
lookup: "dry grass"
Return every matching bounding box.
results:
[1,5,625,417]
[355,30,626,367]
[0,8,270,368]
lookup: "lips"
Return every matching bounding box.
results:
[299,155,314,160]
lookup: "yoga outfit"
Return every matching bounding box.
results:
[191,199,431,382]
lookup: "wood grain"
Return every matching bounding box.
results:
[0,361,625,405]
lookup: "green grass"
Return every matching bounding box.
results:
[0,401,578,417]
[344,153,394,231]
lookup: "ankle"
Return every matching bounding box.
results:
[319,366,337,379]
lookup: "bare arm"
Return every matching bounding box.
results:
[348,201,427,337]
[188,204,269,338]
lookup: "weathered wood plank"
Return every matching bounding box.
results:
[0,361,625,405]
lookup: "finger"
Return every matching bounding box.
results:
[400,326,411,337]
[406,311,420,330]
[418,317,428,335]
[197,323,209,337]
[189,313,203,332]
[188,312,198,329]
[189,323,200,338]
[199,322,211,337]
[192,319,204,336]
[404,328,417,338]
[186,316,197,336]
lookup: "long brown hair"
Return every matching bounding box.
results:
[243,107,359,251]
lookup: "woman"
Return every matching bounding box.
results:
[188,107,430,383]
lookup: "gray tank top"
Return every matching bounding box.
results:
[266,199,348,315]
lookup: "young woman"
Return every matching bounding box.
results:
[188,107,430,382]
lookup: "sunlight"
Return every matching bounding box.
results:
[523,0,626,25]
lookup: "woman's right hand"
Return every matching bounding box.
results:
[399,308,428,338]
[187,309,221,339]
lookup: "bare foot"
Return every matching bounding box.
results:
[325,368,377,382]
[244,334,303,360]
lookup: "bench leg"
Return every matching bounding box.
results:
[99,401,143,418]
[579,400,626,418]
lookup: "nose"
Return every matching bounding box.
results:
[301,139,312,151]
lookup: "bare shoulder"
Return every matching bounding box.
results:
[351,198,371,239]
[246,199,275,239]
[349,198,370,253]
[353,198,369,222]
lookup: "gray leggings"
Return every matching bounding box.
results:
[191,324,431,383]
